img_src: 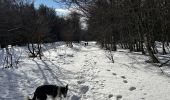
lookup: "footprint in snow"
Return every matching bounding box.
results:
[100,83,105,87]
[112,73,117,76]
[67,54,74,57]
[123,80,128,83]
[80,85,89,94]
[129,87,136,91]
[71,95,81,100]
[107,69,111,71]
[143,93,147,95]
[108,94,113,98]
[116,95,122,100]
[121,76,126,79]
[76,76,84,79]
[77,80,85,84]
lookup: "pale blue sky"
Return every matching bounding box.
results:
[34,0,63,8]
[34,0,69,16]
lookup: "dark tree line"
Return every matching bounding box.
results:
[1,0,170,64]
[60,0,170,63]
[0,0,82,67]
[0,0,82,46]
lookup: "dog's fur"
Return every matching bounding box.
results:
[28,84,68,100]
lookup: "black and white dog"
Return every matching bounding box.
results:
[28,84,68,100]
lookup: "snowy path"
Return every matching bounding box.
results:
[61,44,170,100]
[0,42,170,100]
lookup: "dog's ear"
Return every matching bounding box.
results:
[66,84,68,88]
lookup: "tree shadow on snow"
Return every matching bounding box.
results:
[39,59,87,99]
[0,69,27,100]
[32,58,79,93]
[32,59,50,85]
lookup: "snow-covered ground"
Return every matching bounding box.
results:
[0,42,170,100]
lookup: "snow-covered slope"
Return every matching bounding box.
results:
[0,42,170,100]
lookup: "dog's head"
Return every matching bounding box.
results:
[61,84,68,98]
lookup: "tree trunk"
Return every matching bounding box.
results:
[144,35,159,63]
[141,42,146,55]
[162,41,167,55]
[27,43,37,57]
[37,44,42,59]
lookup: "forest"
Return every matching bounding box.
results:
[0,0,170,100]
[1,0,170,63]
